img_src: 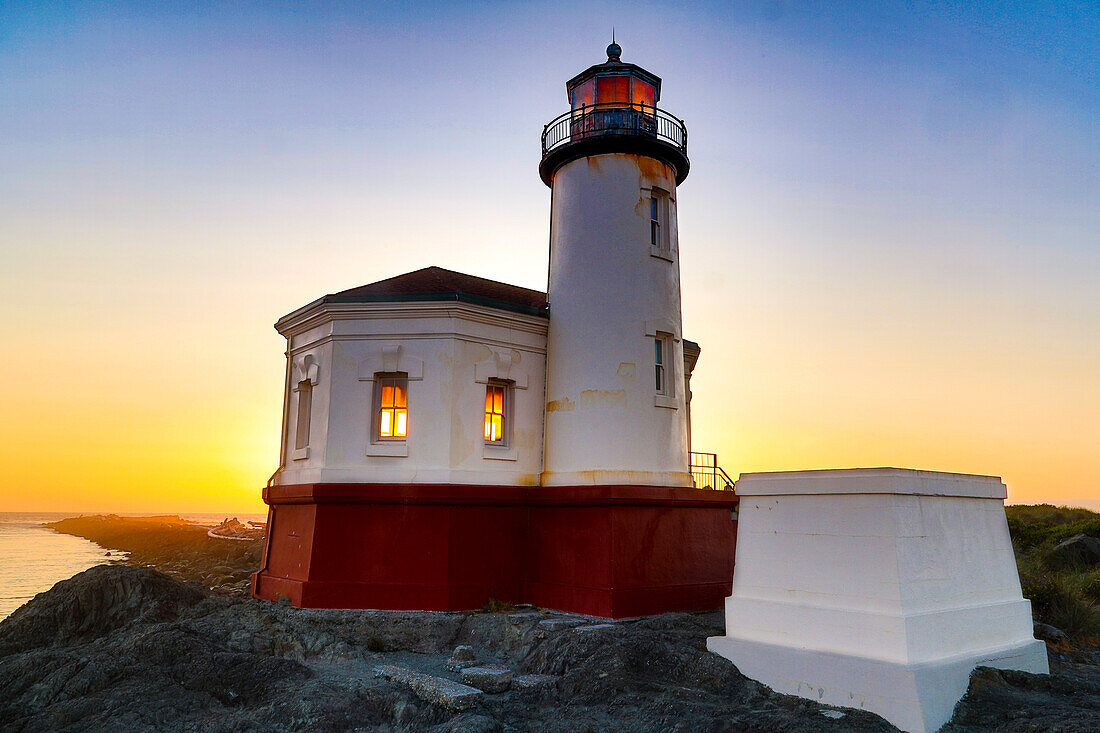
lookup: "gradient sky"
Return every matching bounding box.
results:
[1,1,1097,513]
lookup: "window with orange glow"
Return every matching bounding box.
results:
[376,375,408,440]
[596,75,630,105]
[484,382,507,443]
[631,78,655,109]
[571,78,595,110]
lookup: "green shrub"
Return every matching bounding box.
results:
[1020,569,1100,639]
[1007,507,1100,551]
[1045,594,1100,640]
[1082,573,1100,604]
[480,597,513,613]
[1020,572,1061,618]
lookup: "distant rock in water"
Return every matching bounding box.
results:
[0,565,204,655]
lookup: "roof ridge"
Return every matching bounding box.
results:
[317,266,548,318]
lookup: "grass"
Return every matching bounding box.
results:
[479,597,514,614]
[1008,504,1100,641]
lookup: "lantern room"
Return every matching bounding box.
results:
[566,42,661,110]
[540,43,688,186]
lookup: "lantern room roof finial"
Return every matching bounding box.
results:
[606,29,621,63]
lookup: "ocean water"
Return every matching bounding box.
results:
[0,512,267,622]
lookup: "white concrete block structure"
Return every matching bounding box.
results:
[707,468,1048,733]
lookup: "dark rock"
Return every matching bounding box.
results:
[512,673,558,689]
[1035,622,1069,643]
[3,560,1098,732]
[447,644,481,671]
[1049,534,1100,568]
[942,662,1100,732]
[460,665,512,693]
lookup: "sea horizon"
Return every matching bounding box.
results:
[0,511,268,622]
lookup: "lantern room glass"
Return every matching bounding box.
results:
[571,75,656,112]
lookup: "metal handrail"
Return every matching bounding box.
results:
[689,451,736,491]
[541,103,688,157]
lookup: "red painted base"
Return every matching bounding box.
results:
[252,483,738,619]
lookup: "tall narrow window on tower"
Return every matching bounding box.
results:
[654,337,667,394]
[374,374,408,440]
[294,380,312,450]
[650,196,660,246]
[650,187,671,258]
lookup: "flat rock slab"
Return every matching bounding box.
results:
[373,665,483,711]
[537,617,585,632]
[513,674,559,689]
[461,666,513,693]
[508,611,544,624]
[573,624,617,634]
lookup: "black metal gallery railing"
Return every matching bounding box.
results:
[690,451,736,491]
[541,103,688,157]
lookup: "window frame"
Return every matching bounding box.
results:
[482,379,513,447]
[648,187,673,261]
[654,337,670,396]
[371,372,409,443]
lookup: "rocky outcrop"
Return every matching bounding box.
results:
[2,564,1098,731]
[0,565,204,655]
[942,661,1100,731]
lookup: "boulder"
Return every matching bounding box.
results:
[1049,534,1100,568]
[1034,622,1068,644]
[446,644,480,671]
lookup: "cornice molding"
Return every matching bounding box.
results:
[278,300,549,339]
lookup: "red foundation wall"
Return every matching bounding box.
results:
[252,483,737,618]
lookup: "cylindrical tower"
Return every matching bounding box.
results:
[539,44,692,487]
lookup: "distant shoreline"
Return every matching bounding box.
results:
[45,514,262,594]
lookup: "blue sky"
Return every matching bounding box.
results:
[1,2,1097,510]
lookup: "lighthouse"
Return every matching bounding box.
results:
[252,44,738,618]
[540,42,692,487]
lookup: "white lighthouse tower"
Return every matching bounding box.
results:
[539,42,692,487]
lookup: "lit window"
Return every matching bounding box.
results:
[483,381,509,444]
[650,188,670,254]
[294,380,312,450]
[375,374,408,440]
[654,337,668,395]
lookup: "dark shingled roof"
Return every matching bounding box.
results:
[321,266,549,317]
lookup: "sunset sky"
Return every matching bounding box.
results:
[1,2,1097,513]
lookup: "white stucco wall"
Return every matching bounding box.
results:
[274,301,547,486]
[707,468,1048,733]
[542,153,691,487]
